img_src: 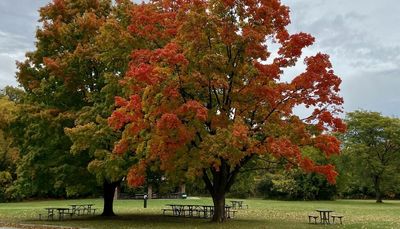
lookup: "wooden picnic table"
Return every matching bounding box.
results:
[164,204,235,219]
[44,207,71,221]
[316,209,334,224]
[230,200,243,209]
[69,204,95,215]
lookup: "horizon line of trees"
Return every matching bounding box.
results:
[2,85,399,203]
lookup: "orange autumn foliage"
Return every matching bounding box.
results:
[109,0,345,190]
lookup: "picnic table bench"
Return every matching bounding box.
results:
[331,214,344,224]
[308,213,319,224]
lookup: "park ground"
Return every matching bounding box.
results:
[0,198,399,229]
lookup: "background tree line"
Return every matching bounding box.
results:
[3,82,399,203]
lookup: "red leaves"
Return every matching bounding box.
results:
[266,137,339,184]
[279,33,315,58]
[114,96,128,107]
[266,137,301,159]
[108,0,345,188]
[127,43,188,86]
[313,110,347,132]
[300,158,338,184]
[314,164,338,184]
[128,4,177,42]
[113,139,129,155]
[108,94,143,132]
[299,157,315,172]
[313,135,341,157]
[177,100,208,121]
[126,95,142,112]
[127,161,147,187]
[254,61,281,80]
[152,113,194,163]
[126,63,159,85]
[43,57,60,70]
[276,32,315,67]
[289,53,344,127]
[151,43,189,67]
[232,122,248,139]
[222,0,235,7]
[163,85,180,98]
[156,113,182,130]
[108,110,129,130]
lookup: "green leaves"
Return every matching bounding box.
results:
[340,111,400,202]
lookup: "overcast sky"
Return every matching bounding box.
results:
[0,0,399,117]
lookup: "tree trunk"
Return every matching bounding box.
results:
[101,180,121,216]
[147,184,153,199]
[202,156,252,223]
[114,186,120,200]
[374,176,383,203]
[211,192,226,222]
[179,183,186,194]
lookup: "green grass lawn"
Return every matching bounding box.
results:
[0,198,399,228]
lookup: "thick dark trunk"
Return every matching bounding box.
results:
[101,180,120,216]
[202,169,228,223]
[374,176,383,203]
[202,156,253,223]
[211,192,226,222]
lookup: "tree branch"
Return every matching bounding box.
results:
[202,169,214,194]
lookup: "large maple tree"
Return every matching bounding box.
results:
[16,0,128,216]
[109,0,346,222]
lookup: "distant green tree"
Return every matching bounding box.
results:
[2,86,25,103]
[9,104,97,199]
[340,111,400,203]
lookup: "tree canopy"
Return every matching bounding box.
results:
[340,111,400,203]
[0,94,20,201]
[13,0,116,208]
[109,0,345,222]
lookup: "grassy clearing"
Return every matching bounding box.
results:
[0,198,399,228]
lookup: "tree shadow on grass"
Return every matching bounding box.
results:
[25,213,272,228]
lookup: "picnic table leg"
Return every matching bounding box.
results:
[47,210,54,221]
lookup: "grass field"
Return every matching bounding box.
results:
[0,198,399,229]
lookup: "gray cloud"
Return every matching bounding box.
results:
[0,0,49,87]
[342,68,400,117]
[1,0,399,117]
[281,0,400,116]
[0,30,32,53]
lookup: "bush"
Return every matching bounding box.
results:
[257,170,337,200]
